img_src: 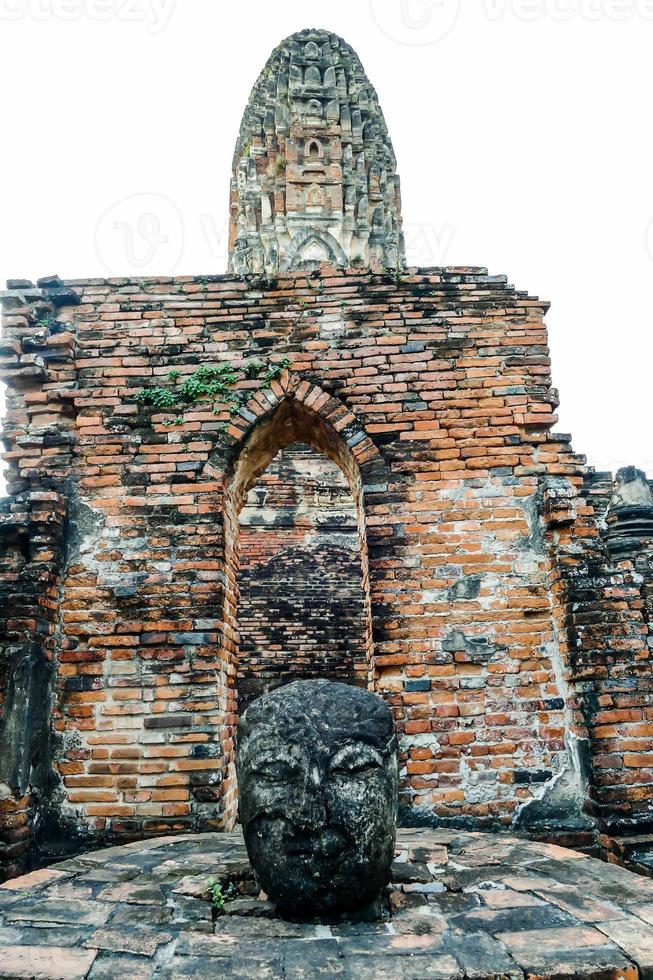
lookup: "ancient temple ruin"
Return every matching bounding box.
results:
[228,30,404,274]
[1,27,653,883]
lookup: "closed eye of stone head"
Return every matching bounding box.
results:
[329,743,384,776]
[250,755,304,784]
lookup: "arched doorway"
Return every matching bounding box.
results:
[215,386,379,825]
[237,442,370,712]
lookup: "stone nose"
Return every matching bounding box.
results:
[294,766,327,831]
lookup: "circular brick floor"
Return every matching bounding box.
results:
[1,828,653,978]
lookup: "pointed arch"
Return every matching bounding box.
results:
[205,373,385,494]
[206,375,385,828]
[305,139,323,162]
[285,228,348,270]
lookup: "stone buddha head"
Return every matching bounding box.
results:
[236,679,398,917]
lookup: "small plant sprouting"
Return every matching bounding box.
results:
[208,881,225,912]
[243,359,265,380]
[168,370,180,382]
[35,312,58,331]
[208,878,238,912]
[261,357,291,388]
[179,364,239,403]
[135,387,179,410]
[382,263,408,286]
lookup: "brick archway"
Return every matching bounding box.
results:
[206,371,384,493]
[212,374,383,825]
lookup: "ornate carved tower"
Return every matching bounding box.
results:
[228,28,405,274]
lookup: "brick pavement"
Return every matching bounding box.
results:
[1,828,653,978]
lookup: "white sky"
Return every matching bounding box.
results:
[1,0,651,492]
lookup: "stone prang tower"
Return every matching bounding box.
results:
[228,29,404,275]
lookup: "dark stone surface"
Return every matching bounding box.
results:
[236,679,398,917]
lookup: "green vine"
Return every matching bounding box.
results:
[134,358,291,427]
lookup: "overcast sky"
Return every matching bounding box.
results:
[1,0,651,492]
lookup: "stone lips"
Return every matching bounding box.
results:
[236,679,399,916]
[229,28,405,274]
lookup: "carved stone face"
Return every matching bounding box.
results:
[236,680,398,917]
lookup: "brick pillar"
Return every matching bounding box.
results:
[562,469,653,843]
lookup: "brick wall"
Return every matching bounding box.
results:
[0,265,648,869]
